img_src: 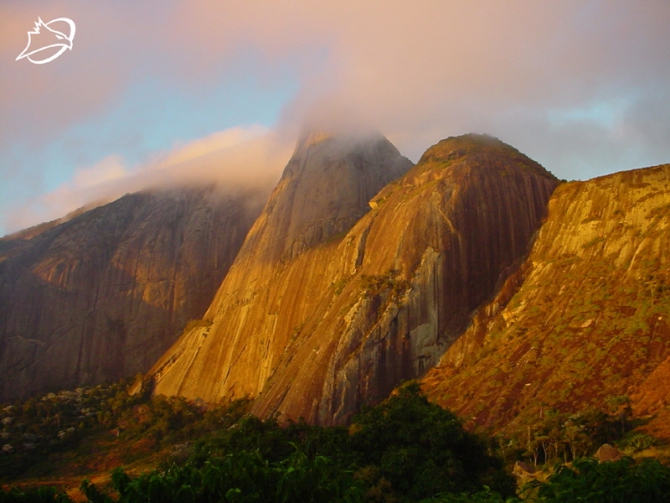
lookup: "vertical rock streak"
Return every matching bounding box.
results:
[423,164,670,438]
[151,134,558,425]
[0,186,264,401]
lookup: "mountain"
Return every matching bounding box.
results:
[0,185,266,401]
[422,164,670,439]
[149,133,559,425]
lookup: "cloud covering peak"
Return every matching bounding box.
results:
[2,1,670,234]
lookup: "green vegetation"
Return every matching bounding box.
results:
[333,275,352,296]
[2,382,670,502]
[183,319,213,333]
[524,457,670,502]
[361,269,411,303]
[80,450,363,503]
[0,486,73,502]
[0,381,130,480]
[0,377,228,481]
[1,383,515,502]
[500,407,635,467]
[349,383,516,501]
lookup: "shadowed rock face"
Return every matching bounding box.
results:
[0,186,266,401]
[422,164,670,439]
[150,133,558,425]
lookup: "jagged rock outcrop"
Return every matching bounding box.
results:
[422,164,670,438]
[150,133,558,425]
[0,185,265,401]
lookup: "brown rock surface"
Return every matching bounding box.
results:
[422,164,670,438]
[594,443,624,462]
[0,185,265,401]
[150,133,558,424]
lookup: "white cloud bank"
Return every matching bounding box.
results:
[2,1,670,233]
[4,126,293,233]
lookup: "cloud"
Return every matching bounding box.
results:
[2,1,670,233]
[69,154,129,187]
[158,0,670,177]
[150,126,270,168]
[3,126,292,233]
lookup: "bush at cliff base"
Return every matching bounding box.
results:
[523,456,670,502]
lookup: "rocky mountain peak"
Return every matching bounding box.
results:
[293,128,335,151]
[417,134,553,178]
[150,133,559,425]
[248,131,413,262]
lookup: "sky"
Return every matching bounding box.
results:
[1,1,669,236]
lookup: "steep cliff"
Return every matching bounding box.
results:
[422,164,670,438]
[150,134,559,425]
[0,185,265,401]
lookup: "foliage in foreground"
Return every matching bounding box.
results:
[498,399,641,468]
[523,456,670,502]
[1,383,515,502]
[0,486,72,503]
[79,449,364,503]
[2,382,670,502]
[0,377,238,481]
[350,383,515,500]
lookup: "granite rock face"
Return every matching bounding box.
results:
[422,164,670,439]
[257,130,414,262]
[150,133,413,408]
[150,134,558,425]
[0,186,265,401]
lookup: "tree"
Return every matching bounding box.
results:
[527,457,670,502]
[350,382,515,501]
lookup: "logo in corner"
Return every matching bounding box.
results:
[16,17,76,65]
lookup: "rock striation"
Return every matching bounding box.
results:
[150,133,558,424]
[0,185,265,401]
[422,164,670,438]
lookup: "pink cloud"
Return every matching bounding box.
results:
[4,126,292,233]
[2,0,670,233]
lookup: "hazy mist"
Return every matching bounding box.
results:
[2,1,669,233]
